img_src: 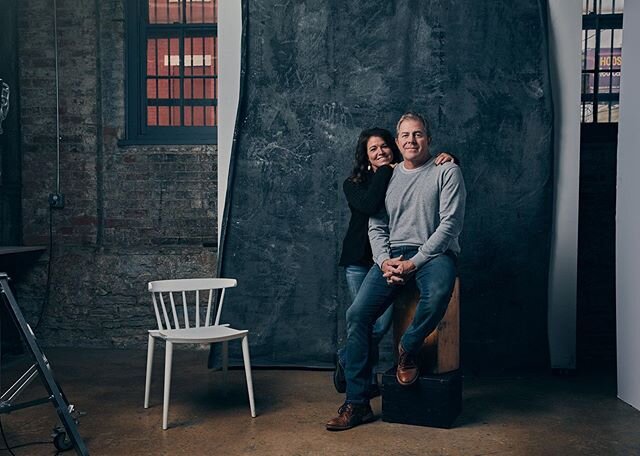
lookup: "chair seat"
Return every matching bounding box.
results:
[152,325,248,343]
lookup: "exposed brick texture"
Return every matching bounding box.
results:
[16,0,217,348]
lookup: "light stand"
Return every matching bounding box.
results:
[0,273,89,455]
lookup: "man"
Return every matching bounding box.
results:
[326,112,466,431]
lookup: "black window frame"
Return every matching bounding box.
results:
[122,0,218,145]
[581,6,623,123]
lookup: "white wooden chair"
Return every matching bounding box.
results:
[144,278,256,430]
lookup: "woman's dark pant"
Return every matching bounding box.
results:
[338,265,394,385]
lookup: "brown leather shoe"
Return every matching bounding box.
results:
[326,402,375,431]
[397,343,419,386]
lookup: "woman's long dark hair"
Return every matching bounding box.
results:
[348,128,402,184]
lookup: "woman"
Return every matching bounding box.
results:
[334,127,455,396]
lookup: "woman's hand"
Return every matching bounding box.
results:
[435,152,454,165]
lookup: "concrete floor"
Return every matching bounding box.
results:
[1,348,639,456]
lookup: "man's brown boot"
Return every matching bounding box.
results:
[397,343,419,386]
[326,402,375,431]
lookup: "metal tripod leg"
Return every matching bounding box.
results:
[0,364,39,405]
[0,273,90,456]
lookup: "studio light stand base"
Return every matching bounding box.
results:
[0,272,89,455]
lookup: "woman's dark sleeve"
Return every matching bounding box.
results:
[342,165,394,215]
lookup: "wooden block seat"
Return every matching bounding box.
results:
[383,278,462,428]
[392,277,460,375]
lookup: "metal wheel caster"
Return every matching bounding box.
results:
[53,427,73,452]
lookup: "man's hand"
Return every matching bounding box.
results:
[382,255,403,276]
[382,256,404,285]
[382,256,416,285]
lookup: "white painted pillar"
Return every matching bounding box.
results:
[547,0,582,369]
[217,0,242,245]
[616,0,640,411]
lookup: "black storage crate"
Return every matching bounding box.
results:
[381,368,462,428]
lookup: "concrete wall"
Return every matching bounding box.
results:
[546,0,581,369]
[616,0,640,411]
[17,0,217,347]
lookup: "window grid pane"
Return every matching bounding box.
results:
[143,0,217,131]
[149,0,183,24]
[597,102,610,122]
[598,29,612,69]
[610,103,620,121]
[184,0,215,24]
[582,73,594,94]
[585,30,596,70]
[600,0,613,14]
[581,101,594,123]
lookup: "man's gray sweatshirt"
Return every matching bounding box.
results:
[368,157,466,269]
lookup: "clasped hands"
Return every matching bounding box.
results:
[381,255,416,285]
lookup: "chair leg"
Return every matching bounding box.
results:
[162,341,173,430]
[241,335,256,418]
[144,334,155,409]
[222,341,229,371]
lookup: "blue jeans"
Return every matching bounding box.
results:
[345,246,456,404]
[338,265,394,385]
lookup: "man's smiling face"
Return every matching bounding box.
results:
[396,118,431,169]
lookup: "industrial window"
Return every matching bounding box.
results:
[124,0,218,144]
[581,0,623,123]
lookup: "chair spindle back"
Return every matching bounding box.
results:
[148,278,237,331]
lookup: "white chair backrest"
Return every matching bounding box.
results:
[147,278,237,331]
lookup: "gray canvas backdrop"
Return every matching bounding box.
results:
[219,0,553,371]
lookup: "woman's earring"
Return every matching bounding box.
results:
[367,164,372,171]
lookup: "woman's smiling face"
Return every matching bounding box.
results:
[366,136,393,172]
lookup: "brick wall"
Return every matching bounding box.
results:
[16,0,217,348]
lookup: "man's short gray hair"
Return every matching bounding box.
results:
[396,112,431,137]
